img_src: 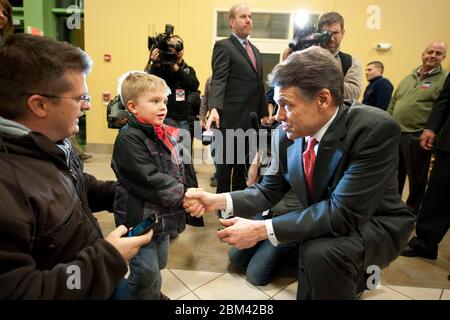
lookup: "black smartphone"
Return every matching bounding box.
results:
[125,216,157,237]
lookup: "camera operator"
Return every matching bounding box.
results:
[318,12,361,100]
[146,35,199,140]
[284,12,362,101]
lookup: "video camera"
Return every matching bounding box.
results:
[288,25,332,52]
[148,24,183,65]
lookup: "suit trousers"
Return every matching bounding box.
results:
[398,132,432,215]
[415,151,450,249]
[228,213,298,286]
[297,234,366,300]
[215,128,253,193]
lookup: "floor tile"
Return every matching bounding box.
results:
[161,269,190,300]
[193,273,270,300]
[254,277,297,298]
[171,269,224,291]
[178,292,201,300]
[441,290,450,300]
[359,285,412,300]
[272,281,297,300]
[386,285,442,300]
[86,150,450,299]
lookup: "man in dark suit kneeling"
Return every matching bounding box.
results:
[184,46,415,300]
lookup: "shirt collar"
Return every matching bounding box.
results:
[232,33,248,47]
[305,107,339,144]
[417,65,439,78]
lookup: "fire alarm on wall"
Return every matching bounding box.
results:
[104,54,112,62]
[102,92,111,102]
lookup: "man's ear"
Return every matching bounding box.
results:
[317,89,332,111]
[26,95,48,118]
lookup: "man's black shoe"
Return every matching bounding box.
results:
[401,240,438,260]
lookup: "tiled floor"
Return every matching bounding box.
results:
[85,146,450,300]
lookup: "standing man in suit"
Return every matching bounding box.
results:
[184,46,415,299]
[402,73,450,260]
[206,3,268,193]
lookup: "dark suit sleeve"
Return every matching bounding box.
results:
[210,41,230,111]
[425,73,450,132]
[272,117,402,242]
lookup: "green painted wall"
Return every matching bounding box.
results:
[23,0,55,38]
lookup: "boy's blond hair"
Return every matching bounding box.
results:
[118,71,171,107]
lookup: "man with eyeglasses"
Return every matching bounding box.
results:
[317,12,362,101]
[0,33,152,299]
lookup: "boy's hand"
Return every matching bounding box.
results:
[105,225,153,262]
[183,188,227,217]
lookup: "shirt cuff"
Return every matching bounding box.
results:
[221,193,234,219]
[265,219,279,246]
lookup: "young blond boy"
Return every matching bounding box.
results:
[112,71,190,299]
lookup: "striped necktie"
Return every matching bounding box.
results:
[243,39,257,70]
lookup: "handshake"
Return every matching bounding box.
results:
[182,188,225,217]
[182,188,268,249]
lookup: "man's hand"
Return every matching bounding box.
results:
[420,129,436,150]
[282,48,293,61]
[217,218,268,249]
[206,108,220,130]
[150,48,160,62]
[183,188,227,217]
[261,116,276,125]
[105,225,153,262]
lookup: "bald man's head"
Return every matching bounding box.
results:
[421,41,447,72]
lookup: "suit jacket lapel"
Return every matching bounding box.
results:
[312,106,349,201]
[287,138,308,205]
[229,35,259,74]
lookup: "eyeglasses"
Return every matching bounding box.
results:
[28,93,91,105]
[1,9,10,18]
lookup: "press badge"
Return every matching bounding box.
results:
[175,89,185,101]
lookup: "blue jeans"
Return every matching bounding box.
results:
[109,278,131,300]
[126,234,170,299]
[229,238,297,286]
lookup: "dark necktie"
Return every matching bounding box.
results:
[303,137,318,202]
[243,40,257,70]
